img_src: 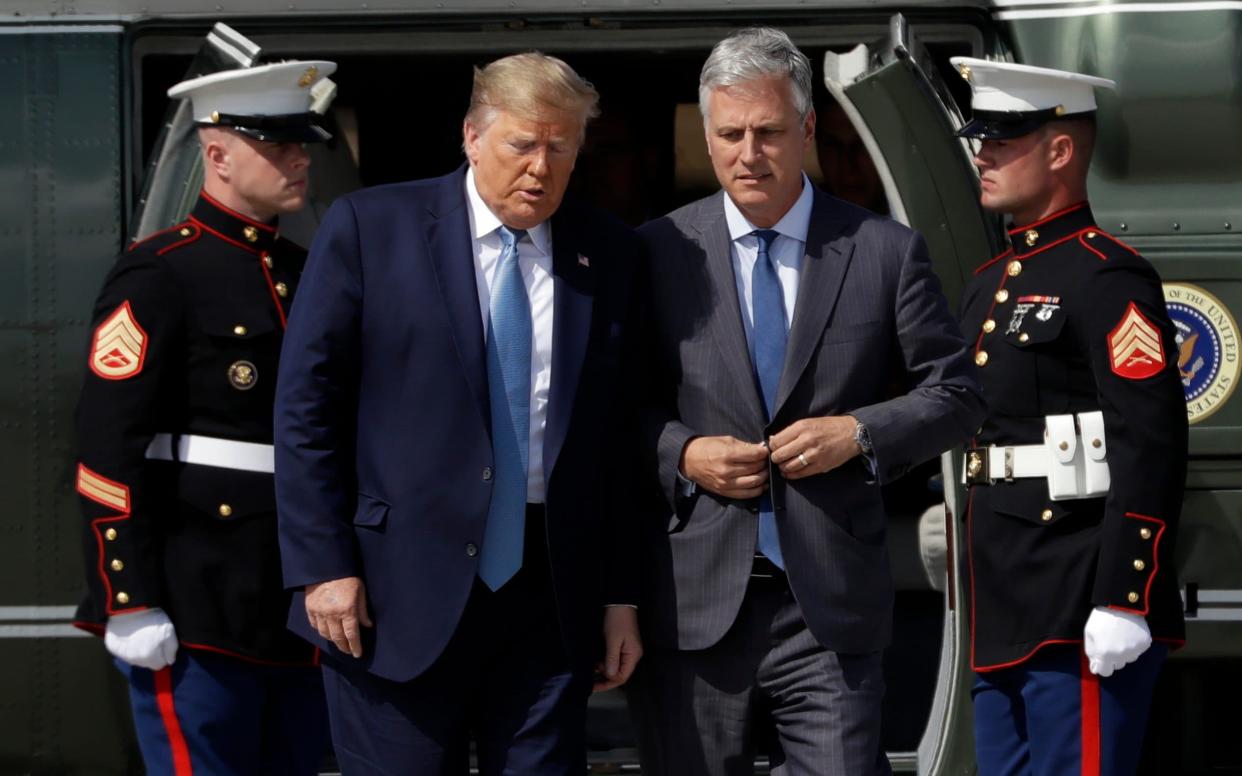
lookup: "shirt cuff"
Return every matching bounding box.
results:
[675,470,697,498]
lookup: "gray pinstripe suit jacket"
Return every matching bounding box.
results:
[637,187,985,654]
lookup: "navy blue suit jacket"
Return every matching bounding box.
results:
[275,166,639,682]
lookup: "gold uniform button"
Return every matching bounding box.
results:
[233,325,248,336]
[1092,438,1102,448]
[1128,592,1140,604]
[210,111,221,124]
[179,227,192,237]
[115,592,129,605]
[110,559,124,572]
[1058,441,1068,451]
[218,503,233,518]
[1007,261,1023,277]
[982,319,996,333]
[1134,559,1147,571]
[1086,231,1097,239]
[995,289,1010,303]
[975,351,989,367]
[1140,527,1152,540]
[275,282,288,298]
[263,254,274,270]
[105,528,118,541]
[1019,332,1030,343]
[1041,509,1053,522]
[1024,229,1039,247]
[243,225,259,243]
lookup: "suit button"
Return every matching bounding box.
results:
[115,592,129,605]
[105,528,118,541]
[1140,528,1152,540]
[275,282,288,298]
[1040,509,1053,522]
[218,503,233,517]
[110,559,124,572]
[1134,559,1146,571]
[1128,592,1140,604]
[982,319,996,333]
[1007,261,1023,277]
[263,253,274,269]
[179,227,192,237]
[1018,332,1030,343]
[482,467,493,481]
[466,543,478,557]
[233,325,248,336]
[975,351,989,367]
[995,289,1010,303]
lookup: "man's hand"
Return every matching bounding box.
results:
[105,608,179,671]
[305,576,373,658]
[680,436,769,498]
[594,606,643,692]
[1084,606,1152,677]
[768,415,861,480]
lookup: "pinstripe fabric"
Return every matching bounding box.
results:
[637,188,984,655]
[632,187,984,772]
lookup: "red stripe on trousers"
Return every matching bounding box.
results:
[153,666,194,775]
[1080,652,1101,776]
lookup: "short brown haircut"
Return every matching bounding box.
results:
[465,52,600,138]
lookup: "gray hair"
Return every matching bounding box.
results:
[699,27,813,122]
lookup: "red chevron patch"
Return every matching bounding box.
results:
[1107,302,1165,380]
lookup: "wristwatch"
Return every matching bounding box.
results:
[854,420,873,455]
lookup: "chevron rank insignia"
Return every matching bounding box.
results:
[90,301,148,380]
[1108,302,1165,379]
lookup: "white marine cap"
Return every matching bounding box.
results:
[168,60,338,143]
[950,57,1116,139]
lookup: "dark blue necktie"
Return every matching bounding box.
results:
[479,225,530,591]
[751,229,786,569]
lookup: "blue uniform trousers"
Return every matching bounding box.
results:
[114,649,328,776]
[973,643,1167,776]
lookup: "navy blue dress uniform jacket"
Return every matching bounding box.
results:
[637,188,986,654]
[274,166,639,683]
[959,202,1188,671]
[73,192,316,665]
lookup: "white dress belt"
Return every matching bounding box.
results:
[964,411,1110,501]
[144,433,275,474]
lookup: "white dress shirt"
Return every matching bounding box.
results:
[723,173,815,360]
[465,168,553,502]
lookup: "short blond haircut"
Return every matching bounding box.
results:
[465,52,600,138]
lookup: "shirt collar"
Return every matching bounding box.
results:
[723,172,815,244]
[465,167,552,255]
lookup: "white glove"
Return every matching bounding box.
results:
[1083,606,1151,677]
[104,608,179,671]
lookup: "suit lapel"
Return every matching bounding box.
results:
[543,209,595,481]
[425,168,490,431]
[695,198,767,425]
[775,191,854,412]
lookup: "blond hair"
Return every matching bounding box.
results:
[465,52,600,138]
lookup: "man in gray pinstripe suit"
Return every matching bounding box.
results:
[628,28,985,775]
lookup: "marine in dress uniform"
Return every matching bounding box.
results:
[72,60,337,776]
[953,59,1188,776]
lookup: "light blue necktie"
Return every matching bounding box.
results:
[479,225,531,591]
[751,229,786,569]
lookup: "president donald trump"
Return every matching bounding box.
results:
[275,53,642,774]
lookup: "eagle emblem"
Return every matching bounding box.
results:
[90,302,147,380]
